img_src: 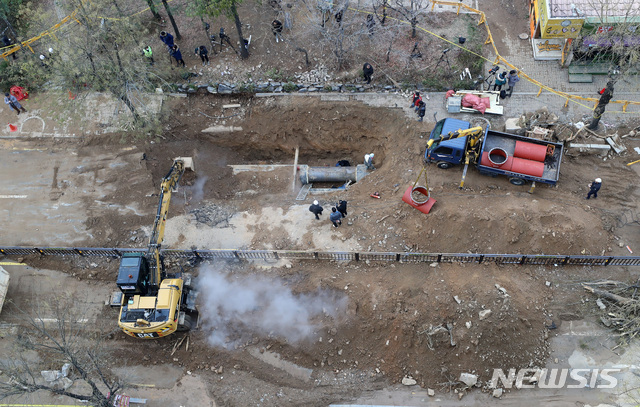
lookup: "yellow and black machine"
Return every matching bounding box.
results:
[116,157,198,339]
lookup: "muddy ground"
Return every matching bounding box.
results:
[2,93,640,406]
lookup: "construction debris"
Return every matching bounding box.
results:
[583,281,640,342]
[605,134,626,154]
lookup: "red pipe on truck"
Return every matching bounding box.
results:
[514,141,547,162]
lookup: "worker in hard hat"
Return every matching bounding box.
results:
[309,200,324,220]
[364,153,375,170]
[586,178,602,199]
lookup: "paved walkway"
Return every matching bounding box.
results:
[480,11,640,122]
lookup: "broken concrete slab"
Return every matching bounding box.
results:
[606,136,626,154]
[505,118,522,133]
[459,372,478,387]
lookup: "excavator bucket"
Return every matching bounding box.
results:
[174,157,195,172]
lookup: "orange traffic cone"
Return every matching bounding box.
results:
[8,123,17,132]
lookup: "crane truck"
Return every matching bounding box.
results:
[424,118,563,188]
[115,158,199,339]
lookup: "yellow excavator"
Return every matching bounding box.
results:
[116,157,198,339]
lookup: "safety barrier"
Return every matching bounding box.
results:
[2,246,640,267]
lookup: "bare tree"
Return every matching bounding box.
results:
[161,0,182,40]
[570,0,640,129]
[296,0,370,69]
[375,0,430,38]
[38,0,167,125]
[0,299,125,407]
[144,0,161,20]
[188,0,250,59]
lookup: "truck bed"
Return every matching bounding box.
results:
[478,130,563,184]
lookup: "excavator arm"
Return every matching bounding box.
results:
[147,159,187,286]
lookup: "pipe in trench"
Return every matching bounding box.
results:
[298,164,369,184]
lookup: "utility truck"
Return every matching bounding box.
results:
[424,118,563,188]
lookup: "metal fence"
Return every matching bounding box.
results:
[2,246,640,266]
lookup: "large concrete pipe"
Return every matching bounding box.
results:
[299,164,369,185]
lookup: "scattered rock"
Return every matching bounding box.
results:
[493,388,503,398]
[479,309,492,320]
[519,33,529,40]
[596,298,606,310]
[427,388,435,396]
[459,372,478,387]
[495,284,509,296]
[465,321,472,329]
[402,376,417,386]
[217,83,234,94]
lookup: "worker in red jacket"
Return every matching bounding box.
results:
[411,90,422,112]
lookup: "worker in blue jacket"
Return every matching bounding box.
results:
[586,178,602,199]
[159,31,174,49]
[170,45,185,67]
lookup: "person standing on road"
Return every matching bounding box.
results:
[363,63,374,84]
[411,90,422,112]
[506,70,520,97]
[330,207,343,227]
[364,153,375,170]
[493,71,507,91]
[309,200,324,220]
[417,101,426,122]
[4,92,26,115]
[587,178,602,199]
[160,31,174,49]
[336,200,348,217]
[197,45,209,65]
[170,45,185,67]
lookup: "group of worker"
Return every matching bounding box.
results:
[309,200,348,228]
[143,31,212,68]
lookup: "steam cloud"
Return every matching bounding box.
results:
[180,175,208,204]
[198,265,348,348]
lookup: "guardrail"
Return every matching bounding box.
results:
[1,246,640,266]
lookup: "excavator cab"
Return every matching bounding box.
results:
[116,253,151,296]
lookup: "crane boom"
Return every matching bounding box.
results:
[426,126,484,149]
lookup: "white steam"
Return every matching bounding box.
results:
[198,266,348,348]
[181,175,208,203]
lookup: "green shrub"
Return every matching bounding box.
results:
[283,82,297,92]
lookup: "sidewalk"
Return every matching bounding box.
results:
[482,23,640,121]
[0,92,163,138]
